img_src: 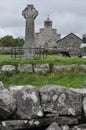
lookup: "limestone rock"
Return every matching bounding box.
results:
[0,88,16,119]
[57,88,82,117]
[1,65,15,72]
[79,64,86,71]
[46,122,61,130]
[1,120,29,130]
[18,64,33,72]
[0,81,4,90]
[28,117,78,127]
[40,85,82,117]
[16,85,43,119]
[52,64,77,72]
[83,97,86,117]
[8,85,24,99]
[34,64,49,74]
[70,88,86,117]
[77,124,86,130]
[37,117,78,126]
[0,118,78,130]
[61,125,70,130]
[71,125,86,130]
[79,90,86,117]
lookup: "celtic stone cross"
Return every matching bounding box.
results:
[22,5,38,59]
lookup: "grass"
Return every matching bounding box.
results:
[0,69,86,89]
[0,54,86,89]
[0,54,86,67]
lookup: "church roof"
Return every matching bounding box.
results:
[57,33,82,43]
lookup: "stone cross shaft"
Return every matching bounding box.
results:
[22,5,38,59]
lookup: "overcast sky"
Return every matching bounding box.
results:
[0,0,86,38]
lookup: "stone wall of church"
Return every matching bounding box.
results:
[35,17,61,48]
[56,33,82,55]
[35,27,61,48]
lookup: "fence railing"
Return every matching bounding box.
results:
[9,47,81,59]
[11,47,48,59]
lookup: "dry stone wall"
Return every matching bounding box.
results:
[1,64,86,129]
[0,47,12,54]
[1,64,86,73]
[0,82,86,130]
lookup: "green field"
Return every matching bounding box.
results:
[0,54,86,88]
[0,54,86,66]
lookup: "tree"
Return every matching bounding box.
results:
[0,35,25,47]
[15,37,24,47]
[0,35,16,47]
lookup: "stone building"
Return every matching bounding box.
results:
[35,17,61,48]
[56,33,82,55]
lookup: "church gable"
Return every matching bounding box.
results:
[56,33,82,54]
[57,33,81,44]
[35,17,61,48]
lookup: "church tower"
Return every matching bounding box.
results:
[44,16,52,28]
[35,17,61,48]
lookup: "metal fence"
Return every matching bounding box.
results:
[11,47,48,59]
[9,47,81,59]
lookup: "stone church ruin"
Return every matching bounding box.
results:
[35,16,61,48]
[56,33,82,55]
[21,4,82,59]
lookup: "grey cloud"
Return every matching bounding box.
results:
[0,0,86,38]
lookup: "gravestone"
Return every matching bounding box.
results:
[22,5,38,59]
